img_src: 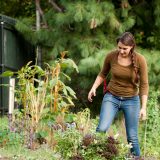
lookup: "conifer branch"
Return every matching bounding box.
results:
[35,0,48,28]
[49,0,63,12]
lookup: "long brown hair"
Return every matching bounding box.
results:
[116,32,139,83]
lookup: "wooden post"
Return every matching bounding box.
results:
[8,77,15,131]
[9,78,15,114]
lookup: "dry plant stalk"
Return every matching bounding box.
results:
[27,76,48,127]
[25,75,49,149]
[76,109,91,135]
[53,63,60,112]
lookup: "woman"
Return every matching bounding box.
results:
[88,32,148,157]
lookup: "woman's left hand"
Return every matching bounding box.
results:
[139,108,147,121]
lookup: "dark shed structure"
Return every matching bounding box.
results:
[0,15,35,115]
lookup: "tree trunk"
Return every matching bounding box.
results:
[35,0,42,67]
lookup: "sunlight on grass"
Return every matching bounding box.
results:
[0,146,59,160]
[0,116,8,130]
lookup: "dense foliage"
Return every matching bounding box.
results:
[3,0,157,110]
[0,1,160,159]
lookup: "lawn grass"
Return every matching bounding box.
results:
[0,145,60,160]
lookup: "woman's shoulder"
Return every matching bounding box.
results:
[135,51,147,68]
[135,51,146,62]
[105,49,118,59]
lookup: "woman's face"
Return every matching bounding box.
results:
[117,41,133,58]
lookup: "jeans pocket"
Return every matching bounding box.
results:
[103,92,113,102]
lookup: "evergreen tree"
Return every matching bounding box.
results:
[2,0,160,111]
[0,0,35,18]
[14,0,137,111]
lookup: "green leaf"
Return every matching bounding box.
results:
[60,72,71,81]
[49,79,57,88]
[65,86,76,99]
[0,71,14,77]
[62,59,79,73]
[39,131,48,138]
[59,101,68,108]
[74,3,84,22]
[63,87,68,96]
[66,97,74,106]
[65,114,76,123]
[0,84,10,87]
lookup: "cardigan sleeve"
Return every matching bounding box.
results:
[139,55,149,96]
[98,52,114,78]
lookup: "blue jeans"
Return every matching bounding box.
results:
[96,92,140,156]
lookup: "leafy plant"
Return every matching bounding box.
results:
[80,133,130,160]
[139,89,160,158]
[0,129,24,147]
[54,128,82,159]
[1,52,78,149]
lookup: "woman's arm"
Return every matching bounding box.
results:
[141,95,148,110]
[139,55,149,120]
[139,55,149,96]
[88,75,104,102]
[88,52,114,102]
[139,95,148,120]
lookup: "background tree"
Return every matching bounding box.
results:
[1,0,160,113]
[0,0,35,18]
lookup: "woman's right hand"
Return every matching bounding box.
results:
[88,88,96,102]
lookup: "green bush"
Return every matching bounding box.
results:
[139,89,160,158]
